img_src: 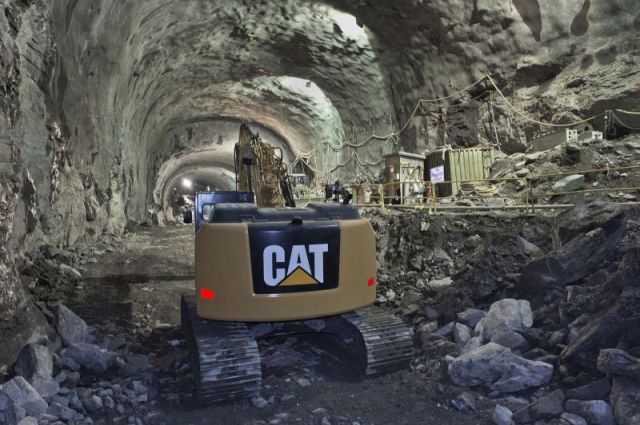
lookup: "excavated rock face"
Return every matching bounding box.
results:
[0,180,23,322]
[336,0,640,152]
[0,0,36,322]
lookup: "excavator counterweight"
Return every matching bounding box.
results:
[234,121,296,208]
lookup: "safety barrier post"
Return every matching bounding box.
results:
[415,187,425,211]
[379,184,386,212]
[523,178,529,213]
[528,178,534,214]
[430,182,437,215]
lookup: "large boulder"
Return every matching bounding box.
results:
[1,377,47,418]
[0,302,55,378]
[14,344,52,380]
[9,357,59,403]
[554,201,629,242]
[560,305,623,362]
[566,378,612,401]
[53,304,90,346]
[597,349,640,380]
[512,389,565,424]
[475,299,533,342]
[552,174,585,193]
[61,343,113,374]
[0,392,19,425]
[456,308,486,328]
[610,376,640,425]
[519,226,624,297]
[449,343,553,393]
[28,376,59,401]
[565,400,615,425]
[491,330,530,354]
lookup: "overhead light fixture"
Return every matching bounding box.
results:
[182,178,193,189]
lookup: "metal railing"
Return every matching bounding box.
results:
[297,164,640,215]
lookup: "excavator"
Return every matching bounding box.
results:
[234,121,297,208]
[181,121,413,403]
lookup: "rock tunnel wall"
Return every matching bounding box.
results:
[1,0,639,324]
[346,0,640,153]
[1,0,64,322]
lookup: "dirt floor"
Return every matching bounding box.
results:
[66,225,489,425]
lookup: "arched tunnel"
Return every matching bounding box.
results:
[1,1,640,424]
[50,1,395,228]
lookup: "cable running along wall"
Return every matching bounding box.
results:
[291,74,640,182]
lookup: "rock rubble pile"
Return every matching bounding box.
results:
[0,304,159,425]
[372,200,640,425]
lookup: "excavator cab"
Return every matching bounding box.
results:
[194,191,253,233]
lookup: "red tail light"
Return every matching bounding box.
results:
[201,288,215,300]
[368,277,376,287]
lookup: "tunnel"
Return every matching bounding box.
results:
[1,0,640,424]
[46,1,395,230]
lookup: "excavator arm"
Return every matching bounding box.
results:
[234,121,296,208]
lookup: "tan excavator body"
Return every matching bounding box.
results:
[195,218,376,322]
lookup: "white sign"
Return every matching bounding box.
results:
[430,165,445,182]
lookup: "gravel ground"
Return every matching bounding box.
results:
[67,225,488,425]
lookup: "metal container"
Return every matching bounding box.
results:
[383,152,426,204]
[424,147,495,197]
[354,185,373,204]
[531,129,578,152]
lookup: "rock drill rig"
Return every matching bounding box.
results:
[181,122,413,404]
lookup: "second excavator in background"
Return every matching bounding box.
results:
[234,121,297,208]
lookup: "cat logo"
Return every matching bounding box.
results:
[263,244,329,287]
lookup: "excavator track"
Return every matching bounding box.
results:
[182,295,413,404]
[340,306,414,375]
[181,295,262,403]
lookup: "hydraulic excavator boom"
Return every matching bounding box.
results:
[234,121,296,208]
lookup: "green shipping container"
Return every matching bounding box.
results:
[424,147,495,197]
